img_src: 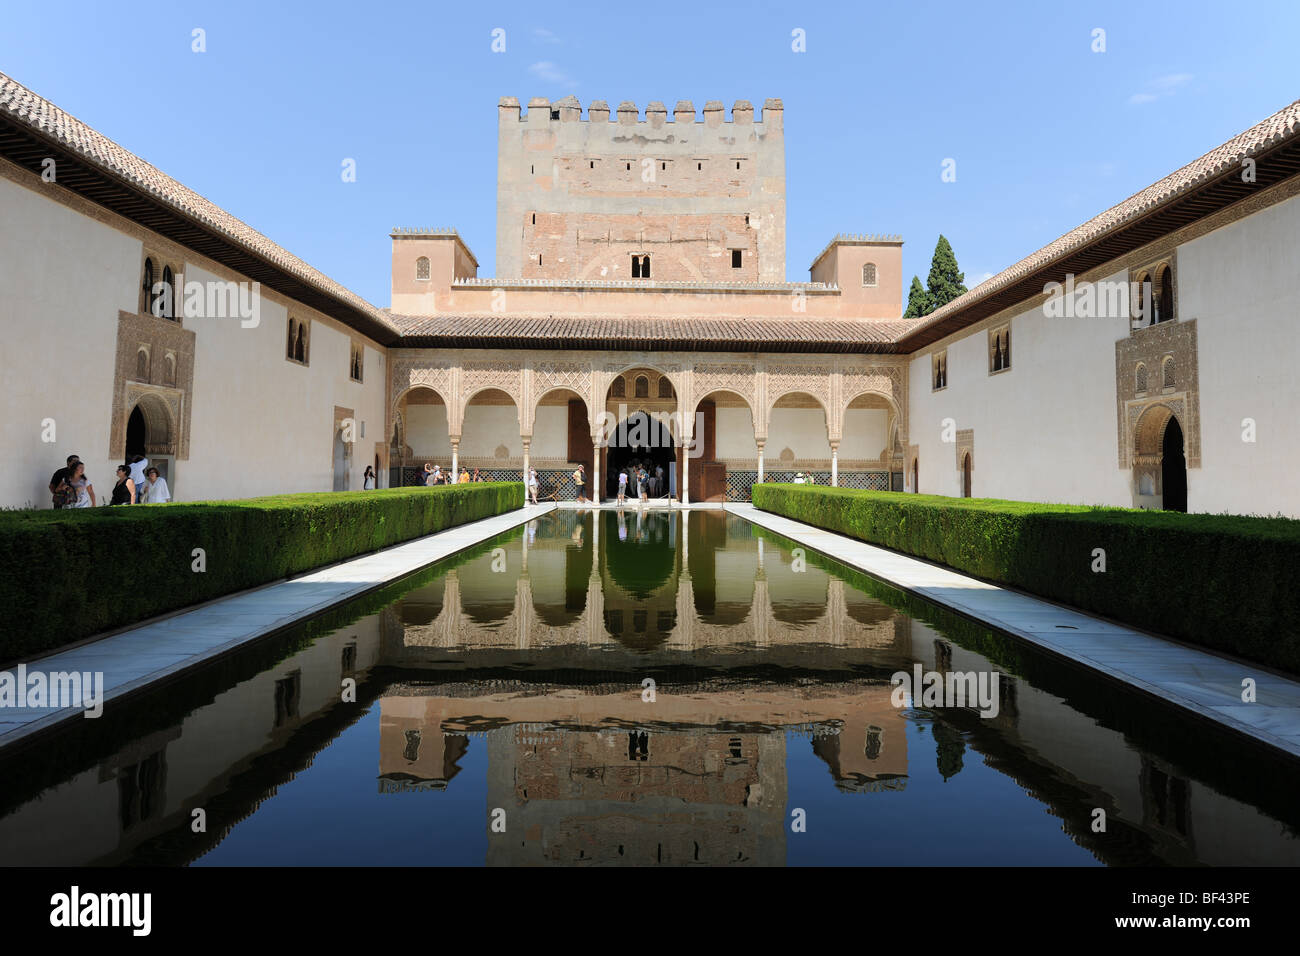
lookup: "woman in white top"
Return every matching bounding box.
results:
[363,466,376,490]
[68,461,95,507]
[527,468,539,505]
[141,466,171,503]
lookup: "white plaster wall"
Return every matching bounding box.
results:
[405,403,451,460]
[714,406,757,458]
[0,177,137,508]
[766,407,832,461]
[461,403,522,458]
[533,404,569,460]
[840,407,889,460]
[0,176,388,506]
[908,271,1133,504]
[177,263,388,500]
[1178,191,1300,516]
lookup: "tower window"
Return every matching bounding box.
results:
[862,262,877,287]
[531,213,536,225]
[731,249,742,269]
[415,256,430,280]
[631,255,650,278]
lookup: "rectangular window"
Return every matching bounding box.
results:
[731,249,742,268]
[932,350,948,391]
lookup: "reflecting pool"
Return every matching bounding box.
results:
[2,510,1298,866]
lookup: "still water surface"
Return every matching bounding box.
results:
[2,510,1297,866]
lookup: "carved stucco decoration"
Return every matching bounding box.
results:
[765,363,832,434]
[841,363,908,447]
[955,428,974,472]
[110,310,196,459]
[1115,318,1200,469]
[391,358,452,410]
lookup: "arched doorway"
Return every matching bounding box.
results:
[961,453,972,498]
[1162,417,1187,512]
[606,411,676,499]
[1133,404,1188,512]
[332,426,348,491]
[911,457,918,494]
[124,395,175,490]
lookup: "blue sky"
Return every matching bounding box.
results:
[3,0,1297,305]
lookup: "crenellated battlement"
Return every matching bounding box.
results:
[390,227,464,237]
[498,96,782,127]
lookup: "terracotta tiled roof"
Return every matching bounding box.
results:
[896,96,1300,346]
[392,313,911,352]
[0,70,401,338]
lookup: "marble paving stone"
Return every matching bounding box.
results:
[729,503,1300,760]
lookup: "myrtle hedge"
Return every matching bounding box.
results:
[0,483,524,660]
[751,484,1300,672]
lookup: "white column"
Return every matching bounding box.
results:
[830,441,839,487]
[756,439,765,484]
[521,437,530,489]
[450,437,459,479]
[592,438,601,504]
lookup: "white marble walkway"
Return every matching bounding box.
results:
[0,503,555,751]
[728,503,1300,760]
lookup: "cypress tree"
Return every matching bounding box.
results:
[903,275,928,318]
[925,234,967,311]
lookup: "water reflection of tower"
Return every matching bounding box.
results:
[485,724,787,866]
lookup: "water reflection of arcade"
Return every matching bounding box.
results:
[376,682,909,865]
[381,510,906,663]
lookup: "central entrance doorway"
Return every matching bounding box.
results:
[1162,417,1187,513]
[606,412,676,499]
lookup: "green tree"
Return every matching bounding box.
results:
[925,234,967,312]
[903,275,928,318]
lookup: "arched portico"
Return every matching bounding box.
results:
[386,351,910,500]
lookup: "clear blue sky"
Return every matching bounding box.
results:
[4,0,1297,305]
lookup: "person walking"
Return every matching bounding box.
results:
[67,461,94,508]
[527,467,540,505]
[110,464,135,505]
[363,465,376,490]
[573,463,587,503]
[127,454,149,503]
[49,454,80,509]
[617,468,627,505]
[140,466,171,503]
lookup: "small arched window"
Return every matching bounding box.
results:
[1158,265,1174,323]
[287,318,297,359]
[1135,272,1152,325]
[415,256,430,280]
[294,323,307,363]
[862,262,877,287]
[1162,356,1176,388]
[141,258,155,314]
[161,265,175,319]
[164,353,177,386]
[1135,362,1148,392]
[635,376,649,398]
[136,347,149,382]
[658,377,673,398]
[611,376,626,398]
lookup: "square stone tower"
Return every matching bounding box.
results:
[496,96,786,282]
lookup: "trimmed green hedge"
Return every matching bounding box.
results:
[752,485,1300,672]
[0,483,524,660]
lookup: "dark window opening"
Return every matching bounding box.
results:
[550,109,559,120]
[731,249,742,268]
